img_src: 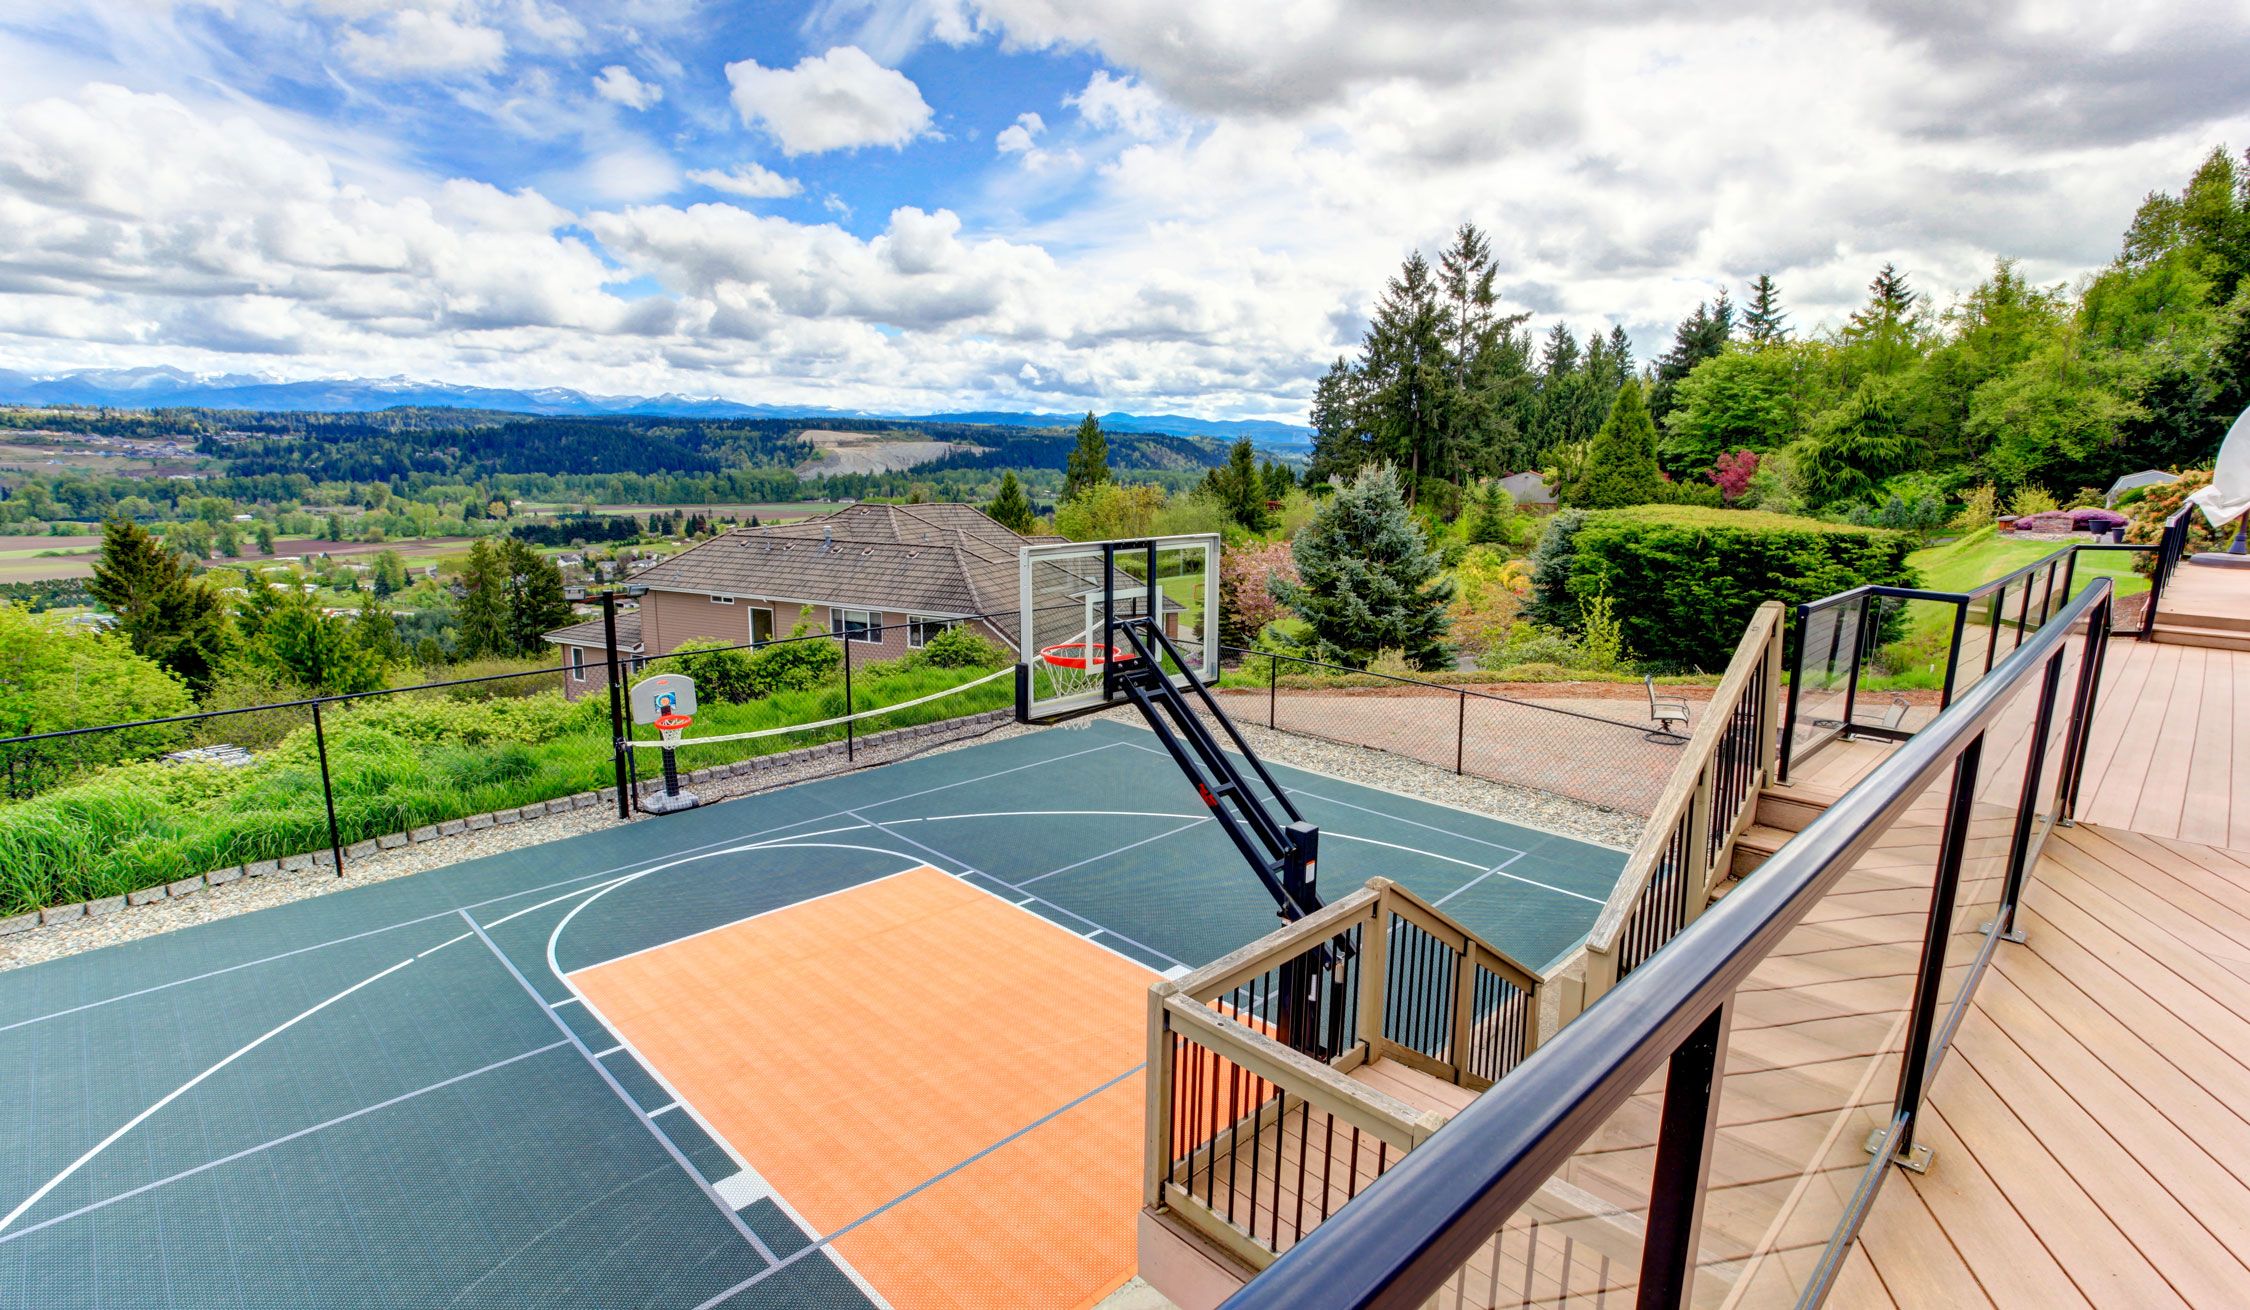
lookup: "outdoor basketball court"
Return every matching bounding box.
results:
[0,716,1625,1308]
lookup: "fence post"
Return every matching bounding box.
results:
[1455,689,1466,776]
[844,634,855,762]
[602,590,630,821]
[311,700,345,877]
[1267,652,1277,730]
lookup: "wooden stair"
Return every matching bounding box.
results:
[2150,561,2250,651]
[1725,783,1844,880]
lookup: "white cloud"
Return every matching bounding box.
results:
[724,45,934,156]
[592,65,661,109]
[1066,71,1167,138]
[578,140,680,202]
[686,162,803,199]
[994,111,1041,153]
[337,10,507,79]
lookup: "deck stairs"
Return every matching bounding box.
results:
[2149,557,2250,651]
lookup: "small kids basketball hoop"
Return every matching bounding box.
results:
[629,673,701,813]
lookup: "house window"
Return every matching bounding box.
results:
[748,606,775,646]
[831,608,882,643]
[907,615,956,648]
[569,647,586,682]
[709,594,735,605]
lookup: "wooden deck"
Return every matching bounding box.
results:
[1829,821,2250,1309]
[1790,630,2250,848]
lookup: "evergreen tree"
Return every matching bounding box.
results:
[1801,382,1910,507]
[85,517,231,695]
[1568,379,1664,507]
[370,549,408,597]
[1361,250,1450,497]
[1650,294,1735,422]
[1261,459,1295,502]
[1841,263,1925,378]
[1062,412,1110,503]
[498,538,572,656]
[985,471,1036,533]
[354,594,404,666]
[1464,481,1519,546]
[258,592,384,694]
[1307,357,1366,484]
[254,521,276,555]
[1202,439,1273,531]
[1434,223,1534,487]
[324,513,343,543]
[453,539,510,659]
[1742,275,1789,344]
[1271,465,1455,670]
[1605,325,1635,382]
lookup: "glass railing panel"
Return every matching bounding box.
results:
[1414,1061,1668,1310]
[1852,595,1951,731]
[1686,762,1956,1307]
[1788,598,1862,770]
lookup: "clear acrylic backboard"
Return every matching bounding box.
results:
[1016,533,1220,721]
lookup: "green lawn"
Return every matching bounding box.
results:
[1906,527,2146,600]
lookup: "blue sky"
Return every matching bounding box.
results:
[0,1,2243,419]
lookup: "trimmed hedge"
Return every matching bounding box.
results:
[1528,506,1917,671]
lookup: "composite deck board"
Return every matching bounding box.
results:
[1835,822,2250,1308]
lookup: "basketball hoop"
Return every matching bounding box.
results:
[1037,642,1137,698]
[654,712,693,746]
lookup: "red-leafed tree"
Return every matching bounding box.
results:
[1709,449,1760,503]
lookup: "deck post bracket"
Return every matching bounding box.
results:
[1977,919,2030,945]
[1865,1127,1934,1174]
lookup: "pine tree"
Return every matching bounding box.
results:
[1842,263,1924,378]
[1605,325,1634,382]
[1361,250,1449,498]
[86,517,231,694]
[499,539,572,656]
[1464,481,1519,546]
[1742,274,1789,344]
[1203,439,1272,531]
[453,539,510,659]
[259,593,384,694]
[986,471,1036,533]
[1271,465,1456,670]
[1307,357,1366,485]
[1261,459,1295,502]
[1650,296,1735,422]
[1062,412,1111,503]
[1801,382,1909,507]
[1568,378,1664,508]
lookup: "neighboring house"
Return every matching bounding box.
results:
[545,503,1042,701]
[546,610,644,697]
[1499,472,1556,505]
[2105,469,2178,506]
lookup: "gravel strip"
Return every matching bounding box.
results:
[0,705,1640,972]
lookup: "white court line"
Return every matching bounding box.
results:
[841,811,1191,972]
[416,932,473,959]
[0,955,417,1236]
[459,911,784,1270]
[562,865,922,976]
[1014,817,1209,887]
[686,1063,1144,1310]
[550,996,581,1008]
[0,1040,570,1247]
[0,739,1135,1037]
[593,1045,624,1059]
[649,1102,680,1117]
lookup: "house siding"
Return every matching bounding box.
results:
[637,588,1012,673]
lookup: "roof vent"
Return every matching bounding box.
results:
[821,527,833,553]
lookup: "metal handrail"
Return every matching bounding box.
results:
[1224,578,2114,1309]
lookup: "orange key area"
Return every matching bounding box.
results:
[569,865,1158,1309]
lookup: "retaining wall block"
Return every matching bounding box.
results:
[465,813,494,831]
[410,825,440,843]
[245,858,282,878]
[436,819,467,837]
[207,865,242,886]
[40,902,86,926]
[494,810,518,826]
[86,895,125,917]
[0,912,35,937]
[377,833,408,850]
[346,840,379,859]
[167,876,205,898]
[126,886,167,907]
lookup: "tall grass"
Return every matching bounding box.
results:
[0,661,1008,916]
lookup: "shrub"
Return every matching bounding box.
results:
[2123,469,2222,572]
[2008,486,2060,516]
[910,625,1003,669]
[1218,539,1300,647]
[747,622,842,694]
[1530,505,1916,670]
[1955,483,1999,530]
[669,640,760,704]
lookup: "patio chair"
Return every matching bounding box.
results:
[1646,676,1690,739]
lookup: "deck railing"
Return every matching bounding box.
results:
[2142,504,2197,633]
[1223,579,2116,1310]
[1778,539,2151,782]
[1563,601,1784,1013]
[1146,878,1545,1271]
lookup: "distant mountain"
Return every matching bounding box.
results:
[0,367,1312,448]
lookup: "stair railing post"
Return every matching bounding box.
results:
[1884,733,1981,1170]
[1758,602,1784,784]
[1637,1002,1732,1309]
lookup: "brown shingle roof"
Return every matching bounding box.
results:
[622,503,1035,645]
[544,610,643,651]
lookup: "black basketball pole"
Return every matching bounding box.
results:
[602,590,630,820]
